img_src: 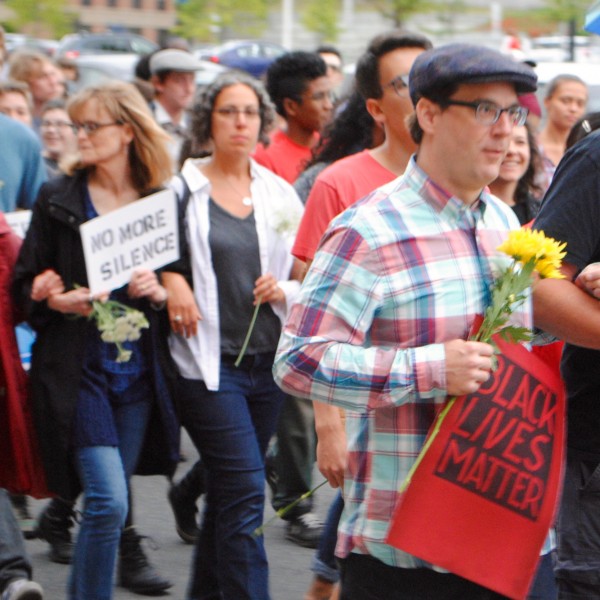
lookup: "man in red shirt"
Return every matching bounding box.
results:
[294,31,432,265]
[253,51,334,183]
[270,31,433,578]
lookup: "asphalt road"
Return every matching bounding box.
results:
[23,432,336,600]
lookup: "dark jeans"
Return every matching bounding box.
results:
[339,553,509,599]
[528,551,557,599]
[0,489,31,591]
[555,448,600,599]
[177,352,285,600]
[311,491,344,582]
[271,395,316,518]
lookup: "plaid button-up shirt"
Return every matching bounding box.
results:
[274,157,535,568]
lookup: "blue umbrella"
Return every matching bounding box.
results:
[585,0,600,34]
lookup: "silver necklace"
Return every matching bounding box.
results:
[224,176,252,206]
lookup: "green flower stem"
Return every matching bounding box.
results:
[253,479,329,537]
[475,258,535,343]
[400,258,538,495]
[235,294,263,368]
[399,398,456,494]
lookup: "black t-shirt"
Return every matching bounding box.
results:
[208,198,281,356]
[534,129,600,454]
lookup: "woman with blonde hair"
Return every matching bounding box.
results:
[13,81,179,599]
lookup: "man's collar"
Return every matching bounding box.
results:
[406,156,489,219]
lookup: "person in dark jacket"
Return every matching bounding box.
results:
[12,81,180,600]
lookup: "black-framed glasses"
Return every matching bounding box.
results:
[71,121,124,135]
[325,62,342,73]
[384,74,410,96]
[443,100,528,127]
[40,120,75,131]
[214,106,261,119]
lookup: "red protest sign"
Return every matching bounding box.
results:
[386,337,565,600]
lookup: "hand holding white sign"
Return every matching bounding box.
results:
[80,189,179,295]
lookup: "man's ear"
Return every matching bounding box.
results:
[415,97,441,135]
[365,97,385,128]
[283,97,299,119]
[151,75,163,94]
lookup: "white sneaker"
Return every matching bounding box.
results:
[1,579,43,600]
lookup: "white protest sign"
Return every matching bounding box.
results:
[80,189,179,295]
[5,210,32,239]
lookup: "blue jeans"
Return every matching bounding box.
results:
[311,491,344,583]
[68,400,151,600]
[177,352,285,600]
[0,489,31,591]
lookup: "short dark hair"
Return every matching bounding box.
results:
[407,82,461,145]
[40,97,67,116]
[316,45,342,61]
[355,30,432,101]
[266,51,327,117]
[135,52,156,82]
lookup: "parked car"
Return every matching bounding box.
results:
[70,53,228,94]
[5,33,58,57]
[56,32,159,59]
[527,36,600,63]
[196,40,287,78]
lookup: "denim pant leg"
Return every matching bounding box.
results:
[0,489,31,590]
[178,353,284,600]
[69,447,129,600]
[311,491,344,583]
[113,400,152,526]
[113,400,152,479]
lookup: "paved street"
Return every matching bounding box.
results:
[23,432,336,599]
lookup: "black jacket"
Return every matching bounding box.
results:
[12,172,180,498]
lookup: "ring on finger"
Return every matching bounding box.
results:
[174,315,182,322]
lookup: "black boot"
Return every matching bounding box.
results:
[119,526,172,595]
[167,460,204,544]
[36,498,75,564]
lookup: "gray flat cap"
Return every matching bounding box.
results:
[409,43,537,105]
[150,49,203,75]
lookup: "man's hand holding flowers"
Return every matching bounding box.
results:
[443,339,495,396]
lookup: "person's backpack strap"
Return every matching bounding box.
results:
[172,173,191,214]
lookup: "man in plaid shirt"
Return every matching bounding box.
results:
[274,44,538,599]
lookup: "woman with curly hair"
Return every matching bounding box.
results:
[163,71,304,599]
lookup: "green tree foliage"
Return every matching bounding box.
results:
[541,0,590,26]
[301,0,340,42]
[5,0,74,38]
[364,0,436,27]
[173,0,270,43]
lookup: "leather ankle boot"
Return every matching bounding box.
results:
[168,460,204,543]
[119,526,172,595]
[36,498,75,564]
